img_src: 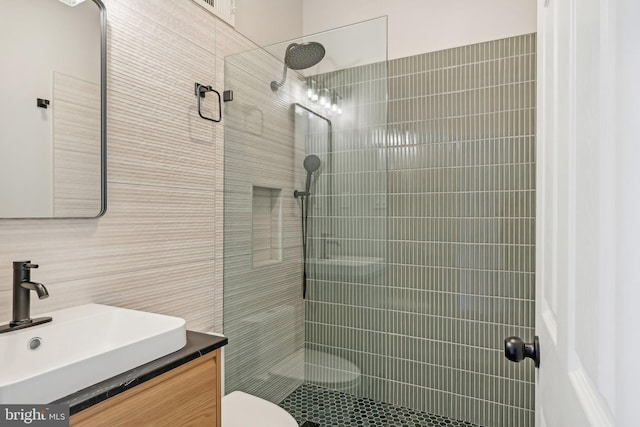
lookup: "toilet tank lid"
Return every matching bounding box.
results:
[222,391,298,427]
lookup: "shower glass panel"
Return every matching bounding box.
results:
[224,16,536,427]
[223,34,308,404]
[223,16,389,416]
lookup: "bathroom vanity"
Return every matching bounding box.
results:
[57,331,227,426]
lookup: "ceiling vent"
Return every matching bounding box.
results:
[191,0,235,27]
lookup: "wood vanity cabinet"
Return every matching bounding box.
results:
[70,349,221,427]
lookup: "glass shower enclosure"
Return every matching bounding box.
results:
[223,16,389,408]
[223,15,536,427]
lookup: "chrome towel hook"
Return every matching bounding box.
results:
[195,82,222,123]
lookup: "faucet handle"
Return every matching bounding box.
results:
[13,261,38,270]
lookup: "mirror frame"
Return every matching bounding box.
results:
[3,0,107,219]
[97,0,107,218]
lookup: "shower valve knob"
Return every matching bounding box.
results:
[504,336,540,368]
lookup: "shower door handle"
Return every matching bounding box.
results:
[504,336,540,368]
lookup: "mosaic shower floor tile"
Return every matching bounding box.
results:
[280,383,478,427]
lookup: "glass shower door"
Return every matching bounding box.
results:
[223,38,308,404]
[265,17,391,424]
[224,16,389,426]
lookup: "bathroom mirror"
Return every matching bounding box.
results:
[0,0,106,218]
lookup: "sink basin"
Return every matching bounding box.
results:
[308,255,385,281]
[0,304,186,404]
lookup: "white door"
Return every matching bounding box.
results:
[535,0,640,426]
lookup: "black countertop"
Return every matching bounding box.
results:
[53,331,227,415]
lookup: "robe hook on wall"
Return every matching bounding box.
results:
[37,98,50,109]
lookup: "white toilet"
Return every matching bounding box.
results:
[222,391,298,427]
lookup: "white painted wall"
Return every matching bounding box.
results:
[230,1,536,78]
[234,0,303,46]
[303,0,537,60]
[0,0,100,217]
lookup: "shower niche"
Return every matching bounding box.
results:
[252,186,282,267]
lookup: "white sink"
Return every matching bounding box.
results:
[308,255,385,281]
[0,304,186,404]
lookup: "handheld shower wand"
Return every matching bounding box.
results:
[294,155,321,299]
[294,154,321,198]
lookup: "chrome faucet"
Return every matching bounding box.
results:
[0,261,52,333]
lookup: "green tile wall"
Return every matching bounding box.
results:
[304,34,536,426]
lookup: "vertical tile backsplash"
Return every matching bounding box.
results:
[304,58,390,404]
[305,34,536,426]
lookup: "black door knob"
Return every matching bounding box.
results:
[504,336,540,368]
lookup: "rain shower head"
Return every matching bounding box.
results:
[271,42,326,92]
[284,42,326,70]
